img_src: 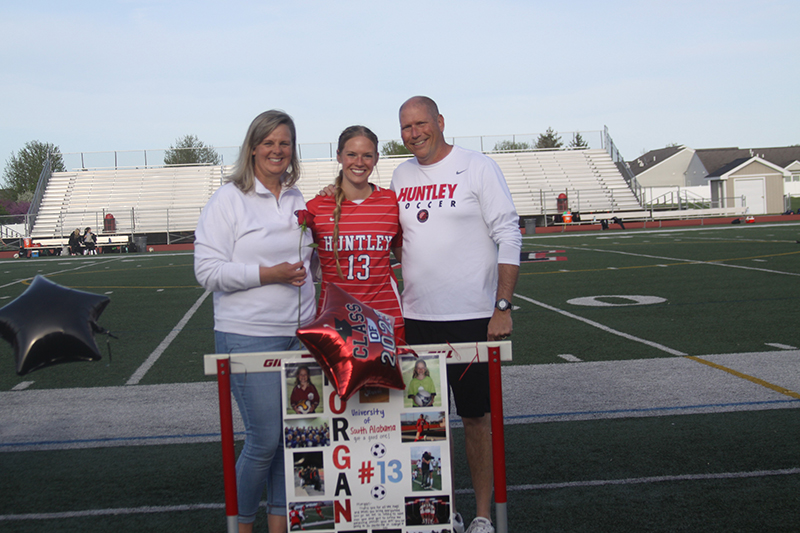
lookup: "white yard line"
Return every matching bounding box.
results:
[522,222,800,240]
[765,343,797,350]
[0,257,126,290]
[561,246,800,277]
[513,292,688,356]
[125,289,212,385]
[0,503,226,521]
[3,468,798,521]
[457,468,800,494]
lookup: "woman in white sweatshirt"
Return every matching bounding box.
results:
[194,110,315,533]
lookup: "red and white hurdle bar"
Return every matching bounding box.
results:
[204,340,512,533]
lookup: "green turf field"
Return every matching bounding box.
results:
[1,222,799,532]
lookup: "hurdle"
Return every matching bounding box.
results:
[204,340,512,533]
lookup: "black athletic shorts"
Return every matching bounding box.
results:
[405,317,491,418]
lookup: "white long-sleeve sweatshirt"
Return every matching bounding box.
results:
[390,145,522,321]
[194,180,316,337]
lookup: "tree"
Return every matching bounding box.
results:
[163,135,221,166]
[0,197,30,220]
[535,127,563,150]
[493,140,531,152]
[568,132,589,149]
[380,140,411,156]
[2,140,66,201]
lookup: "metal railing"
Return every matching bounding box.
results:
[35,206,204,244]
[0,216,27,247]
[603,126,642,204]
[507,185,644,220]
[56,130,610,171]
[645,189,746,211]
[26,155,53,237]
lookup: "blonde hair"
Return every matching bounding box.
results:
[331,125,379,279]
[227,110,300,193]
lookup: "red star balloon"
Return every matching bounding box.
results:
[297,282,405,400]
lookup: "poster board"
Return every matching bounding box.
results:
[282,352,454,532]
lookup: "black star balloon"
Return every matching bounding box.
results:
[0,275,111,375]
[297,283,405,400]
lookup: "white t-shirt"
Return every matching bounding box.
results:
[194,180,316,336]
[391,146,521,321]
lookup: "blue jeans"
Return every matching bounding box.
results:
[215,332,301,522]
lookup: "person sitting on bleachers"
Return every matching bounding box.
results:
[82,227,97,255]
[68,228,82,256]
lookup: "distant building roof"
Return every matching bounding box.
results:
[629,145,800,178]
[696,146,800,177]
[628,145,685,176]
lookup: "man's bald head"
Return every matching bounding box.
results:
[399,96,440,121]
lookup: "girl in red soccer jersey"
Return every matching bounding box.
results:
[414,413,428,442]
[290,365,320,414]
[303,126,405,343]
[421,498,436,524]
[289,507,303,530]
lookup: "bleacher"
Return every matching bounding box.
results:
[31,166,223,238]
[491,149,642,216]
[29,148,643,239]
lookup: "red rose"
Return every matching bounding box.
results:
[296,210,315,231]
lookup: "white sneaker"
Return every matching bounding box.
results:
[466,516,495,533]
[452,512,465,533]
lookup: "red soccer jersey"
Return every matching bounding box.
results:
[306,186,404,343]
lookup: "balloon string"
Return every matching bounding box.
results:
[95,327,118,366]
[89,325,118,366]
[457,343,480,382]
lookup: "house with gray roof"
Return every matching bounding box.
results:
[628,145,800,214]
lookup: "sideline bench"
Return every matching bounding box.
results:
[23,234,133,256]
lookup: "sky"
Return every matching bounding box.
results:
[1,0,798,171]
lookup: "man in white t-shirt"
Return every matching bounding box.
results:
[391,96,521,533]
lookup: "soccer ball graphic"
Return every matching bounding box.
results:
[148,247,154,252]
[370,442,386,458]
[414,387,433,407]
[370,484,386,500]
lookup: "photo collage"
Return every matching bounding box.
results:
[281,353,455,532]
